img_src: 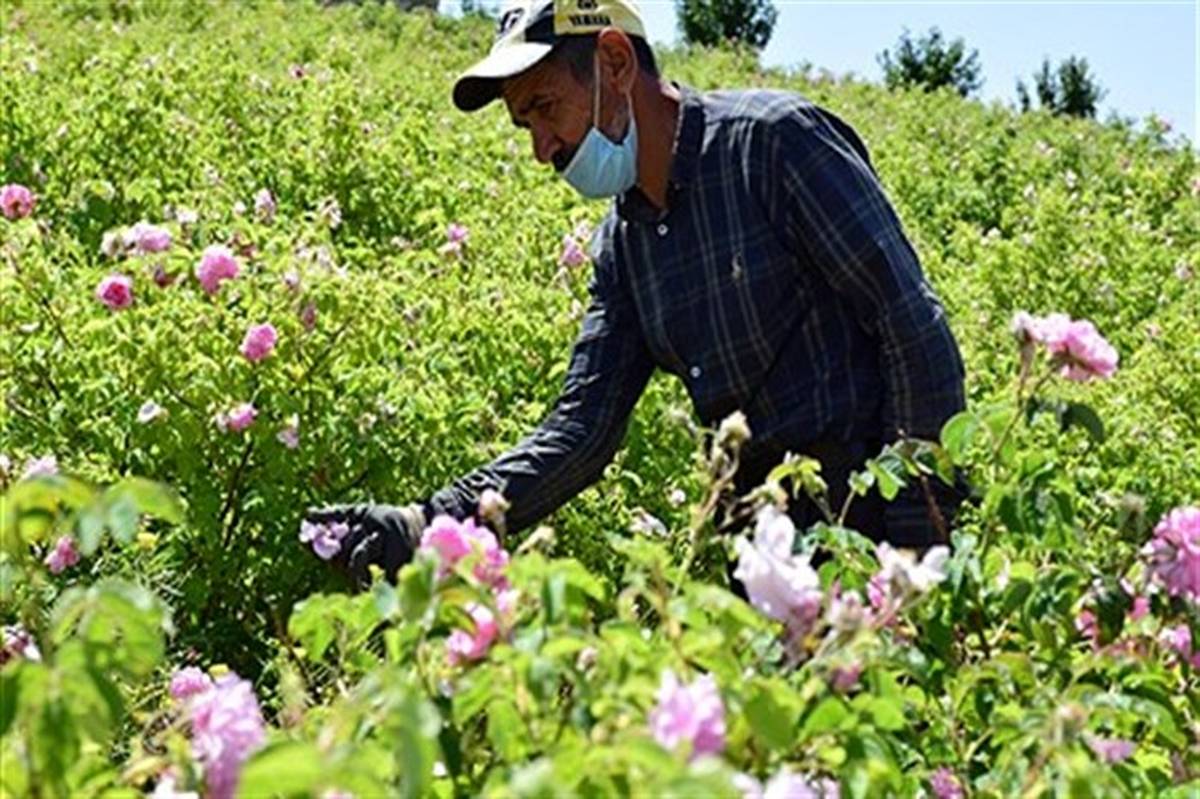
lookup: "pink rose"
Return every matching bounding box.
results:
[44,535,80,574]
[418,515,509,588]
[1086,736,1135,764]
[930,767,964,799]
[96,274,134,310]
[732,507,824,642]
[1,624,41,665]
[1019,312,1118,381]
[127,221,172,254]
[196,245,241,295]
[1142,506,1200,601]
[299,519,349,560]
[446,603,499,665]
[253,188,276,223]
[1,183,36,220]
[170,667,214,702]
[240,323,277,363]
[277,417,300,449]
[649,670,725,759]
[439,223,469,256]
[21,454,58,479]
[188,673,265,799]
[558,234,588,268]
[225,403,256,433]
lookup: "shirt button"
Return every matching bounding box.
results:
[689,365,702,379]
[656,223,669,237]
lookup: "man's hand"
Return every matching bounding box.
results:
[302,502,427,589]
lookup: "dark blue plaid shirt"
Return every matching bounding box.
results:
[428,83,966,540]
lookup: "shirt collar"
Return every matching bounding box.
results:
[616,81,705,223]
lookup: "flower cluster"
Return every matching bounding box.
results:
[183,672,266,799]
[299,519,350,560]
[240,323,278,363]
[418,508,515,664]
[1011,311,1118,381]
[649,670,726,760]
[196,245,241,295]
[44,535,80,574]
[1142,506,1200,602]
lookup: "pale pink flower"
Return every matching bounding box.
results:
[96,274,134,310]
[300,300,317,332]
[1,624,42,665]
[170,667,214,701]
[1159,624,1200,667]
[281,270,301,292]
[299,520,350,560]
[277,416,300,449]
[733,506,824,641]
[225,403,256,433]
[21,454,58,479]
[253,188,276,223]
[826,588,869,633]
[868,543,950,625]
[1022,313,1118,381]
[558,234,588,268]
[439,223,469,256]
[734,770,840,799]
[1129,594,1150,621]
[188,673,265,799]
[1086,736,1135,763]
[44,535,80,574]
[0,184,36,220]
[175,207,199,226]
[446,603,499,665]
[649,670,725,759]
[127,221,172,254]
[138,400,167,424]
[101,230,127,259]
[240,323,278,363]
[930,767,964,799]
[196,245,241,295]
[419,515,509,588]
[1142,506,1200,601]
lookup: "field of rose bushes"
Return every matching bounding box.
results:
[2,1,1199,797]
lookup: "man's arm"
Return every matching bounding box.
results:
[424,240,656,535]
[756,102,966,442]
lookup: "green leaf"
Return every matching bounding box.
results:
[1061,401,1106,443]
[239,741,324,797]
[800,696,850,739]
[865,696,906,731]
[744,678,802,749]
[940,411,981,463]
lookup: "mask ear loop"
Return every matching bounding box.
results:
[591,48,600,129]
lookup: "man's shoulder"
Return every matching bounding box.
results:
[694,86,820,129]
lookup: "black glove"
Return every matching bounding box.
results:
[302,502,427,589]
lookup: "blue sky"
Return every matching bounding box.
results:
[442,0,1199,146]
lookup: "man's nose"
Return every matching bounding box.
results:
[531,127,558,166]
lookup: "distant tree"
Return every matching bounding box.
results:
[876,27,983,98]
[675,0,778,49]
[1017,56,1106,119]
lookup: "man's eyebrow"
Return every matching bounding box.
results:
[516,92,548,119]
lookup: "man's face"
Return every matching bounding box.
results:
[501,57,594,173]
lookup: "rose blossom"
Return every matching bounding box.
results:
[127,221,172,254]
[446,603,500,665]
[419,515,509,588]
[649,669,725,760]
[188,673,265,799]
[1142,506,1200,602]
[929,767,964,799]
[558,234,587,268]
[732,506,824,642]
[299,519,350,560]
[1,184,36,220]
[253,188,276,223]
[240,323,277,362]
[277,416,300,449]
[44,535,80,574]
[138,400,167,424]
[195,245,241,295]
[21,454,58,479]
[170,667,214,701]
[1,625,41,665]
[1086,736,1135,764]
[1017,312,1118,381]
[439,222,469,256]
[96,274,134,310]
[221,403,256,433]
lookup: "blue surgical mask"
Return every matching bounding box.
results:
[561,55,638,198]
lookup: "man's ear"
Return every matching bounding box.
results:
[595,29,637,96]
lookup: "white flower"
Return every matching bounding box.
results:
[733,506,823,629]
[137,400,167,424]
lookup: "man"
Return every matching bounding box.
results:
[305,0,968,586]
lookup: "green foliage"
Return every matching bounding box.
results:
[1017,56,1107,119]
[675,0,778,50]
[877,27,983,98]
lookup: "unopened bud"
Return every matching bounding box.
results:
[478,488,509,536]
[717,411,751,449]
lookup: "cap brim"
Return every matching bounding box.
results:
[452,42,554,112]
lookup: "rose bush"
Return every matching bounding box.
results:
[2,1,1198,796]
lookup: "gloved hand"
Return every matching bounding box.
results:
[302,502,427,589]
